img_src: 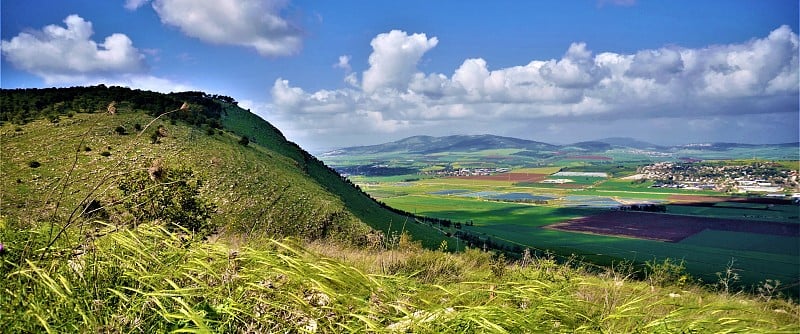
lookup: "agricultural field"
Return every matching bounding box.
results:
[351,164,800,295]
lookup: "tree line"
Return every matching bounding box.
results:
[0,85,237,130]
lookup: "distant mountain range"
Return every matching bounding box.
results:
[323,134,798,157]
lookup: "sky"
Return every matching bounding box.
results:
[2,0,798,151]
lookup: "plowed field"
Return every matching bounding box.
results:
[548,211,799,242]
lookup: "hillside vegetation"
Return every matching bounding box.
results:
[1,86,798,332]
[0,86,449,248]
[1,223,798,332]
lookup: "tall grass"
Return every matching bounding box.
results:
[1,222,798,332]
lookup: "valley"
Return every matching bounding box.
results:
[323,136,800,292]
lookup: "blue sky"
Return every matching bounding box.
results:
[2,0,798,151]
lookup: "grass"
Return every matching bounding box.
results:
[1,107,451,249]
[1,220,798,333]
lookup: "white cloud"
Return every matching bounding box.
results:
[1,15,147,83]
[124,0,151,10]
[1,15,197,94]
[362,30,438,93]
[148,0,302,56]
[271,27,798,148]
[334,55,351,72]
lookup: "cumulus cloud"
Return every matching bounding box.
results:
[1,14,197,94]
[362,30,438,93]
[147,0,303,56]
[271,27,798,148]
[1,15,147,83]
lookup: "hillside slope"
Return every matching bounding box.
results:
[0,86,449,248]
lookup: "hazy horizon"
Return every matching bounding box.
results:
[312,133,799,154]
[2,1,798,152]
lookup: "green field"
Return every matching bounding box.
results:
[357,171,800,292]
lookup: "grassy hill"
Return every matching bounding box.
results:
[0,86,450,248]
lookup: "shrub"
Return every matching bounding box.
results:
[114,125,127,135]
[28,161,41,168]
[100,151,111,157]
[118,165,216,236]
[239,135,250,146]
[645,258,689,287]
[491,253,507,279]
[134,123,142,131]
[81,199,107,219]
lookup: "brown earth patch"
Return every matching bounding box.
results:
[566,155,613,161]
[555,183,587,189]
[666,195,730,203]
[547,211,799,242]
[453,173,548,182]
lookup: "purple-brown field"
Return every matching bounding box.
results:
[548,211,799,242]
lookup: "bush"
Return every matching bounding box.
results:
[114,126,127,135]
[100,151,111,157]
[118,165,215,236]
[491,253,507,279]
[28,161,41,168]
[239,135,249,146]
[645,258,689,287]
[81,199,107,219]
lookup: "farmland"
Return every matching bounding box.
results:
[346,161,800,295]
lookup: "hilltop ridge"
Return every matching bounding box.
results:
[326,134,798,157]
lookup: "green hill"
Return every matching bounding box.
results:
[0,86,449,248]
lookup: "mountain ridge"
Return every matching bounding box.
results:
[324,134,798,156]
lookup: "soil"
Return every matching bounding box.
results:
[547,211,799,243]
[452,173,548,182]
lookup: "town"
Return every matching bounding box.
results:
[636,161,799,195]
